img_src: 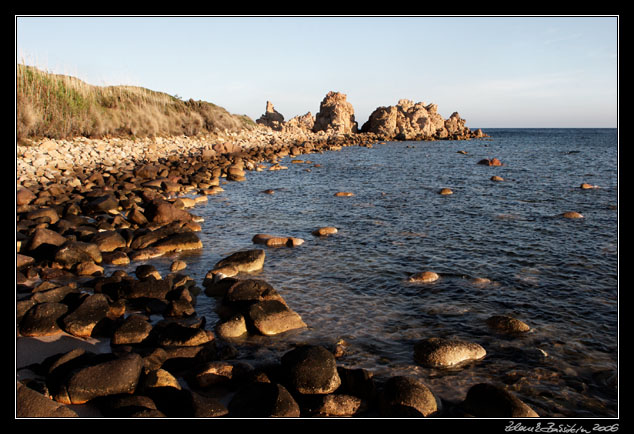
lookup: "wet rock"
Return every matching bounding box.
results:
[312,226,338,237]
[477,158,502,166]
[225,279,286,306]
[248,300,307,336]
[164,299,196,318]
[486,315,531,334]
[580,183,599,189]
[61,293,111,338]
[19,302,69,337]
[281,345,341,395]
[228,382,300,417]
[252,233,304,247]
[414,337,486,368]
[461,383,539,417]
[111,314,153,345]
[334,191,354,197]
[215,313,248,339]
[17,381,78,417]
[209,249,266,278]
[135,264,162,280]
[407,271,439,283]
[378,376,438,417]
[55,352,144,405]
[27,227,67,256]
[337,367,377,400]
[75,261,104,276]
[491,175,504,182]
[151,231,202,253]
[438,187,453,195]
[170,260,187,272]
[561,211,584,219]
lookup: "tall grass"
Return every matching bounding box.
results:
[16,63,255,142]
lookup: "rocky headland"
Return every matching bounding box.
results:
[16,87,540,419]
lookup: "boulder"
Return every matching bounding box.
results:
[248,300,307,336]
[17,382,78,417]
[224,279,286,306]
[477,158,502,166]
[413,337,486,368]
[143,199,193,225]
[461,383,539,417]
[151,231,203,253]
[310,394,367,417]
[149,321,214,347]
[27,227,67,254]
[111,314,153,345]
[312,226,338,237]
[561,211,584,219]
[209,249,266,278]
[19,302,69,336]
[313,91,358,134]
[228,382,300,417]
[54,353,144,405]
[89,230,127,252]
[361,99,448,139]
[378,376,438,417]
[252,233,304,247]
[215,314,248,339]
[281,345,341,395]
[54,241,102,267]
[61,293,111,338]
[16,187,37,206]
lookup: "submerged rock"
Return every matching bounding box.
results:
[485,315,531,334]
[413,337,486,368]
[461,383,539,417]
[407,271,439,283]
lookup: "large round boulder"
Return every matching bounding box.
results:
[414,337,486,368]
[281,345,341,395]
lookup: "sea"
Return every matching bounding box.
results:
[121,128,619,418]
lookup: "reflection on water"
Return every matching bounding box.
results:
[119,129,619,417]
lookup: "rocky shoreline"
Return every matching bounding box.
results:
[16,94,544,418]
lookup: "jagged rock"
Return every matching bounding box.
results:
[284,112,315,132]
[54,240,102,267]
[256,101,285,131]
[313,91,358,134]
[361,99,446,140]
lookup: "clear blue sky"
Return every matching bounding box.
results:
[16,16,618,128]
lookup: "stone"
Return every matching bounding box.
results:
[485,315,531,333]
[281,345,341,395]
[312,226,338,237]
[215,314,248,339]
[25,207,60,224]
[491,175,504,182]
[190,391,229,417]
[224,279,285,306]
[192,361,252,388]
[378,376,438,417]
[90,230,127,252]
[54,241,102,267]
[170,260,187,272]
[256,101,285,131]
[111,314,153,345]
[149,322,214,347]
[252,233,304,247]
[55,353,144,405]
[17,187,37,206]
[17,381,78,417]
[462,383,539,417]
[142,368,182,390]
[228,382,300,417]
[143,199,193,225]
[580,183,598,189]
[334,191,354,197]
[62,293,111,338]
[311,394,366,417]
[209,249,266,278]
[248,300,307,336]
[151,231,202,253]
[19,302,69,336]
[407,271,439,283]
[27,227,68,253]
[561,211,584,219]
[438,187,453,195]
[477,158,502,166]
[414,337,486,368]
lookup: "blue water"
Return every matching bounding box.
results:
[132,128,619,417]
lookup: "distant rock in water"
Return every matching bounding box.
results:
[360,99,481,140]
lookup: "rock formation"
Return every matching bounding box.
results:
[256,101,285,131]
[313,91,358,134]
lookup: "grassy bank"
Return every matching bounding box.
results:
[16,64,256,143]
